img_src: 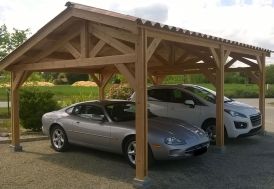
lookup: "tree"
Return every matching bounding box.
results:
[266,64,274,84]
[0,24,30,80]
[0,24,30,60]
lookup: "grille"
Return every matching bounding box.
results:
[250,113,261,127]
[185,142,209,154]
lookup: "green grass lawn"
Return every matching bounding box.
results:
[0,84,273,103]
[0,107,9,119]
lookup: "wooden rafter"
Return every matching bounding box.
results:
[231,55,258,68]
[115,63,136,89]
[246,71,259,85]
[210,47,220,68]
[175,52,189,65]
[89,40,105,57]
[90,24,137,43]
[224,58,237,69]
[146,38,161,63]
[256,55,262,72]
[65,42,80,58]
[200,68,216,87]
[91,26,134,54]
[90,73,101,86]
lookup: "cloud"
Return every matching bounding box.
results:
[130,3,168,23]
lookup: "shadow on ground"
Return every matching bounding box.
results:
[19,135,274,189]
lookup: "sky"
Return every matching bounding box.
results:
[0,0,273,63]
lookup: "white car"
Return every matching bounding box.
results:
[130,84,262,142]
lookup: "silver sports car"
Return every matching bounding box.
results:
[42,100,210,167]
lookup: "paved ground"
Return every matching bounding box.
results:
[1,136,274,189]
[235,98,274,133]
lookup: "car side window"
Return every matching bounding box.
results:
[171,89,204,105]
[73,104,104,119]
[148,89,172,102]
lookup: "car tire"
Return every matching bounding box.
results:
[124,136,155,168]
[50,125,69,152]
[203,120,217,144]
[203,120,228,145]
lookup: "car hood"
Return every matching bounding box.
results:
[224,100,260,115]
[148,117,208,142]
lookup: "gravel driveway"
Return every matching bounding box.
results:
[1,135,274,189]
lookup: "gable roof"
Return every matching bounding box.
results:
[0,1,271,72]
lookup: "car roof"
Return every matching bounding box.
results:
[148,84,197,89]
[74,99,133,107]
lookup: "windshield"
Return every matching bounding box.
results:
[184,86,232,104]
[105,102,156,122]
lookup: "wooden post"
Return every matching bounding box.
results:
[99,74,105,100]
[134,28,148,182]
[215,46,225,148]
[259,55,266,132]
[10,71,22,151]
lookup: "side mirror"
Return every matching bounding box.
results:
[90,114,105,122]
[184,100,195,108]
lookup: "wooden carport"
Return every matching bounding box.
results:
[0,2,271,186]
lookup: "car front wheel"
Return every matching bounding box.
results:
[50,125,69,152]
[124,136,154,168]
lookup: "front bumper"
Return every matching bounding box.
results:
[237,126,263,138]
[152,141,210,160]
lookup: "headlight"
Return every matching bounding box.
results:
[164,137,186,145]
[224,109,247,118]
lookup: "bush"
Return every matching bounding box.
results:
[19,89,59,131]
[107,84,134,100]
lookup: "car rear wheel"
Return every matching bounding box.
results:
[124,136,154,168]
[204,123,216,144]
[203,121,228,145]
[50,125,69,152]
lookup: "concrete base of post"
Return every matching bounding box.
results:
[133,177,153,189]
[10,144,23,152]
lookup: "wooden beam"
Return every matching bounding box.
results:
[98,71,114,100]
[246,71,259,85]
[201,68,216,87]
[231,55,258,68]
[90,24,137,43]
[90,73,101,86]
[115,63,136,89]
[259,55,266,132]
[224,49,231,61]
[215,45,225,147]
[80,21,90,58]
[19,71,32,87]
[65,43,81,59]
[210,47,220,68]
[91,27,134,54]
[169,44,175,65]
[153,52,169,65]
[256,55,262,72]
[224,58,237,69]
[146,38,161,63]
[10,71,22,151]
[10,53,136,71]
[135,28,148,181]
[89,40,105,57]
[12,70,24,91]
[175,52,189,65]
